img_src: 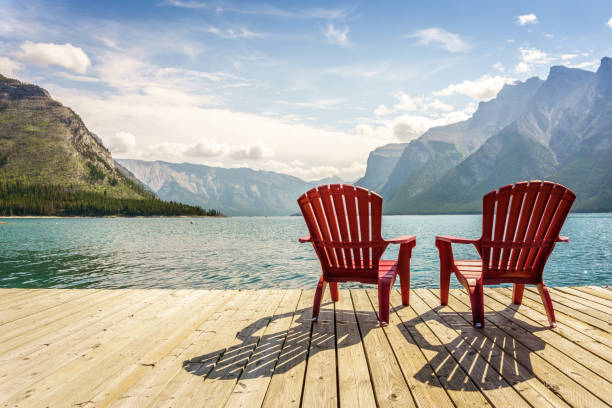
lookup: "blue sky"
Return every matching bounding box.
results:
[1,0,611,180]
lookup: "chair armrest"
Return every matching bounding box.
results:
[556,235,569,243]
[299,235,312,243]
[435,235,479,245]
[385,235,416,246]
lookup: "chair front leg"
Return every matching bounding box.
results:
[512,284,525,304]
[537,283,556,328]
[329,282,339,302]
[377,279,392,327]
[436,240,453,306]
[312,276,327,322]
[397,242,414,306]
[467,279,485,328]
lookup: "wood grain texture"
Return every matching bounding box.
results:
[0,287,609,408]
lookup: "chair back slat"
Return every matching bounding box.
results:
[499,182,527,271]
[319,185,345,269]
[489,185,512,271]
[370,192,384,265]
[357,187,371,269]
[480,181,575,281]
[507,182,539,271]
[344,186,362,268]
[531,187,575,278]
[515,182,552,271]
[331,184,353,268]
[298,184,386,281]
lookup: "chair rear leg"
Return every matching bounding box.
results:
[377,280,392,327]
[399,272,410,306]
[329,282,339,302]
[312,276,327,322]
[468,282,485,328]
[537,283,556,328]
[512,284,525,304]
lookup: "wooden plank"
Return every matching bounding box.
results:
[176,290,286,407]
[0,289,162,394]
[389,290,490,408]
[578,286,612,302]
[0,288,102,325]
[503,288,612,344]
[335,289,376,408]
[262,290,314,408]
[549,287,612,314]
[300,289,338,408]
[225,290,302,408]
[86,290,238,407]
[556,287,612,309]
[370,289,455,408]
[131,291,260,407]
[524,286,612,329]
[1,290,207,407]
[351,289,415,408]
[409,289,531,408]
[0,289,125,356]
[488,288,612,364]
[442,288,609,407]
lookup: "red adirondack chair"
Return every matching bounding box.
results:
[298,184,416,326]
[436,181,575,328]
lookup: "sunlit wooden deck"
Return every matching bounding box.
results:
[0,286,610,407]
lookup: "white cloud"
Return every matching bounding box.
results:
[229,142,274,160]
[607,17,612,28]
[207,26,262,39]
[519,48,549,64]
[515,62,529,73]
[103,131,136,154]
[184,139,229,157]
[393,93,423,111]
[493,62,504,72]
[434,75,515,101]
[516,14,538,25]
[374,104,393,116]
[407,28,470,52]
[16,41,91,74]
[0,57,22,77]
[514,47,552,74]
[324,23,349,46]
[425,99,453,112]
[560,54,578,60]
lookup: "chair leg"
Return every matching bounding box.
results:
[468,282,485,328]
[512,284,525,304]
[398,242,413,306]
[377,280,392,327]
[329,282,339,302]
[437,242,452,306]
[537,283,556,328]
[399,272,410,306]
[312,276,327,322]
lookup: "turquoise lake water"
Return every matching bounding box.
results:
[0,214,610,289]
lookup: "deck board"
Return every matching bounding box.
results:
[0,286,610,408]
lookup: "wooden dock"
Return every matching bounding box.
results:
[0,286,610,407]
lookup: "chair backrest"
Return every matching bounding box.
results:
[480,181,575,281]
[297,184,386,282]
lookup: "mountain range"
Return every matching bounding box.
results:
[0,74,209,216]
[117,159,342,216]
[2,57,611,216]
[359,57,612,213]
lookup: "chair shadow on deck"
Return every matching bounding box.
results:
[392,302,548,390]
[182,300,547,390]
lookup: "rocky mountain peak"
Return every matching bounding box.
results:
[0,75,51,100]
